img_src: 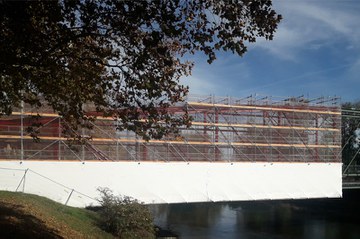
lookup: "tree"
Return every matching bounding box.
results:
[0,0,281,140]
[97,188,155,238]
[342,101,360,168]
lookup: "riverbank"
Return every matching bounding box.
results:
[0,191,114,238]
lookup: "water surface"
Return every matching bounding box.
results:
[151,190,360,239]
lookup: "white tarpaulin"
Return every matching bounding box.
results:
[0,161,342,207]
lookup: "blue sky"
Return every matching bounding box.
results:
[181,0,360,103]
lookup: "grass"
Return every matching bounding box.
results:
[0,190,115,238]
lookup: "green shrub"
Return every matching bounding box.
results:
[97,188,155,239]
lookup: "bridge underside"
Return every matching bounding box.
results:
[0,95,342,206]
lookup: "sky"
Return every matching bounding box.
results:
[180,0,360,103]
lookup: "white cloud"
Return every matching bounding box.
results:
[181,54,252,96]
[255,0,360,60]
[344,57,360,82]
[183,1,360,101]
[254,27,304,61]
[181,75,217,95]
[291,3,352,34]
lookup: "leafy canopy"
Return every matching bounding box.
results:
[342,101,360,167]
[0,0,281,139]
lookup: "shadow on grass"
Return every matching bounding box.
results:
[0,203,63,239]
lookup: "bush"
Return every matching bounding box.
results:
[97,188,155,239]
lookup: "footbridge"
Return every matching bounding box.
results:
[0,95,351,207]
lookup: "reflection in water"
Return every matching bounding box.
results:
[150,190,360,239]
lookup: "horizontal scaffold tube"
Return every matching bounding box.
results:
[9,112,339,132]
[190,122,339,132]
[187,102,341,115]
[0,135,340,149]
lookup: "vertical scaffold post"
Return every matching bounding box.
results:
[58,117,61,160]
[116,139,119,161]
[20,98,24,162]
[116,119,119,161]
[215,108,219,161]
[315,114,319,161]
[82,127,85,161]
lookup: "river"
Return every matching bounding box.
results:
[150,190,360,239]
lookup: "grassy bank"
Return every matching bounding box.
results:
[0,191,114,238]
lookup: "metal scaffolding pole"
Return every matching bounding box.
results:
[20,99,24,162]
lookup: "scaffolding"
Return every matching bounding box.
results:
[0,95,341,163]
